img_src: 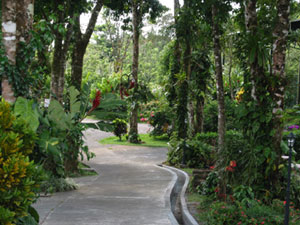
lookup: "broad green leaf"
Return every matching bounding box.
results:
[84,121,114,132]
[99,93,126,109]
[69,86,81,117]
[90,110,127,120]
[14,97,39,132]
[48,100,68,129]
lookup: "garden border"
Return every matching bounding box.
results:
[163,165,199,225]
[156,165,180,225]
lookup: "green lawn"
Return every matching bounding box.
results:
[99,134,169,148]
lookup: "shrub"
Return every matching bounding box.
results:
[0,99,42,225]
[113,118,127,140]
[149,111,172,137]
[167,131,244,169]
[204,97,238,132]
[203,199,300,225]
[167,134,215,168]
[194,132,218,146]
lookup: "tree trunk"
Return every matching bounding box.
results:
[271,0,290,158]
[50,11,73,102]
[195,96,205,133]
[129,0,140,143]
[1,0,34,102]
[188,101,195,135]
[51,33,65,101]
[71,0,103,91]
[212,5,225,152]
[228,53,234,100]
[16,0,34,45]
[183,0,192,136]
[1,0,17,102]
[245,0,266,102]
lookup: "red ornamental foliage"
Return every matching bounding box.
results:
[226,166,234,172]
[129,81,135,89]
[124,89,129,97]
[93,90,101,109]
[120,88,124,99]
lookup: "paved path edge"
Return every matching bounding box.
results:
[164,166,199,225]
[155,165,180,225]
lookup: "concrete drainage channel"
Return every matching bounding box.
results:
[159,165,199,225]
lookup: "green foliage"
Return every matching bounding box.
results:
[0,29,49,98]
[204,97,238,132]
[0,99,42,225]
[149,111,172,137]
[14,98,39,132]
[198,171,219,197]
[233,185,255,205]
[127,131,141,144]
[39,175,77,194]
[167,134,215,168]
[89,93,127,121]
[194,132,218,146]
[204,199,290,225]
[13,86,97,180]
[177,79,189,139]
[113,118,127,140]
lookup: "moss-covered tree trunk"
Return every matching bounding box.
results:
[195,96,204,133]
[1,0,17,102]
[1,0,34,102]
[271,0,290,170]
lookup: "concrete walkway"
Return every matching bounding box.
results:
[34,125,175,225]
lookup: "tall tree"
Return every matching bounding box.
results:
[126,0,166,143]
[212,3,226,151]
[1,0,34,102]
[70,0,103,91]
[271,0,290,168]
[128,0,140,143]
[36,0,89,101]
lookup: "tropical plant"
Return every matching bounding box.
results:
[0,99,42,225]
[112,118,127,140]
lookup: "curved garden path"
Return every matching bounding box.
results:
[34,124,175,225]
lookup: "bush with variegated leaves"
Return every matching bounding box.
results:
[0,99,41,225]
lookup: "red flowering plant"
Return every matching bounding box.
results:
[226,160,237,172]
[86,90,101,116]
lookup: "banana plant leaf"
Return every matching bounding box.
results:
[84,121,114,132]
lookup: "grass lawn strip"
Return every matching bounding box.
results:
[99,134,168,148]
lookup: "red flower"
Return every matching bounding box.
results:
[284,201,287,205]
[230,160,237,167]
[226,166,234,172]
[214,187,220,193]
[210,166,215,170]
